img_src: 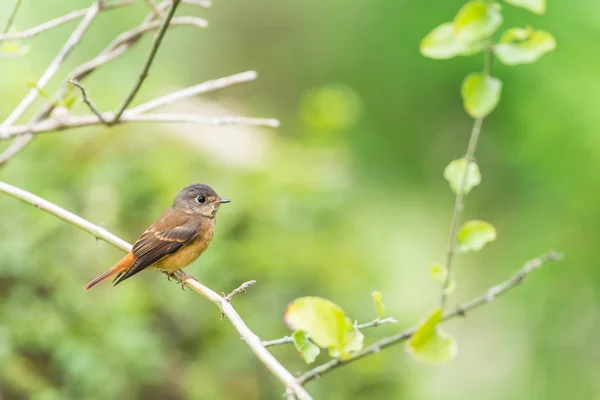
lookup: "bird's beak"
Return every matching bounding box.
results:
[217,198,231,204]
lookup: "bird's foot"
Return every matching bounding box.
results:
[177,272,197,290]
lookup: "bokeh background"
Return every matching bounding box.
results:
[1,1,599,399]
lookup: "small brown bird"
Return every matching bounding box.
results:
[85,184,230,290]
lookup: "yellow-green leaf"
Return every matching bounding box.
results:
[284,297,352,351]
[461,72,502,118]
[291,330,321,364]
[457,220,497,253]
[406,308,458,364]
[344,329,364,354]
[0,41,32,59]
[444,158,481,195]
[453,1,503,42]
[372,291,385,317]
[429,264,456,294]
[495,28,556,65]
[420,22,486,59]
[330,328,364,359]
[504,0,545,14]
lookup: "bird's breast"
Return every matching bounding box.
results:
[156,219,215,272]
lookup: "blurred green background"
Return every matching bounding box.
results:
[1,1,598,399]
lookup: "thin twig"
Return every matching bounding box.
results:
[262,316,398,348]
[224,280,256,302]
[0,181,313,400]
[111,0,182,122]
[262,336,294,347]
[0,112,280,138]
[129,70,258,114]
[2,0,23,34]
[68,79,108,124]
[298,251,562,385]
[182,0,212,8]
[355,316,398,330]
[0,1,134,41]
[440,46,494,308]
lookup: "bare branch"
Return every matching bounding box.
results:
[297,251,562,385]
[0,112,280,138]
[1,3,101,128]
[130,71,258,114]
[111,0,183,122]
[0,14,207,167]
[0,1,134,41]
[68,79,108,124]
[182,0,212,8]
[0,181,313,400]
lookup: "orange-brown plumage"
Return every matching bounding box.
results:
[84,184,230,290]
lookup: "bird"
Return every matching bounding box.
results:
[84,184,230,290]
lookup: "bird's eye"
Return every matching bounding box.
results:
[196,196,206,204]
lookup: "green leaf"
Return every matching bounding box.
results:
[443,158,481,195]
[457,220,497,253]
[372,291,385,317]
[495,27,556,65]
[461,72,502,118]
[453,1,503,42]
[284,296,354,356]
[429,264,456,294]
[406,308,458,364]
[504,0,545,14]
[291,330,321,364]
[420,22,486,59]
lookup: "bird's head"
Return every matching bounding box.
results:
[173,183,230,218]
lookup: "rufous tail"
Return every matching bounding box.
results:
[84,252,135,290]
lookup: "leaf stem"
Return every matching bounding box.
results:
[440,46,493,308]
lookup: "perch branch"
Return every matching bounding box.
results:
[0,181,312,400]
[298,251,562,385]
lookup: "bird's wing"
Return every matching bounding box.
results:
[113,210,201,285]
